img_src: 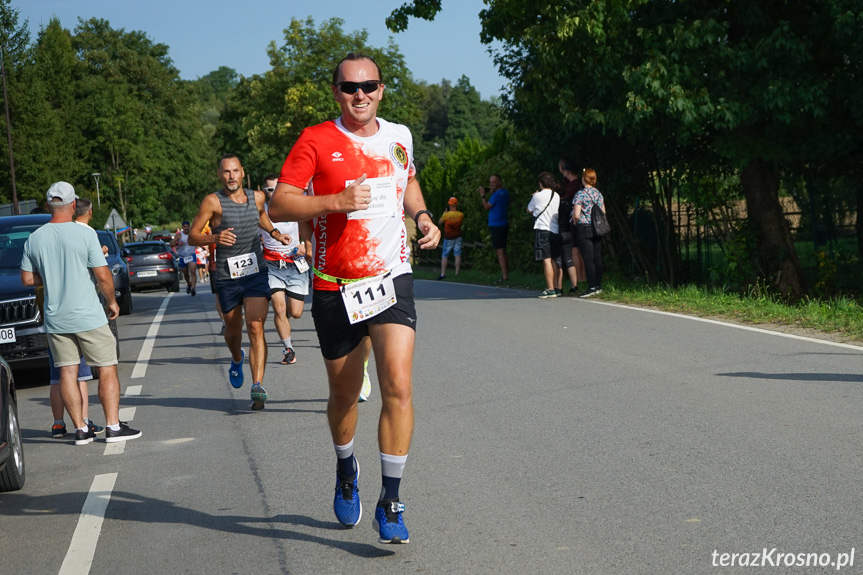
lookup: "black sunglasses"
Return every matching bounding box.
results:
[336,80,382,94]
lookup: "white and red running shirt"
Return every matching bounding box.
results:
[279,117,415,291]
[260,204,300,263]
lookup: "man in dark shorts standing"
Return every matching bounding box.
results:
[269,53,440,544]
[478,174,510,281]
[189,154,290,410]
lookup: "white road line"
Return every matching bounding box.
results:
[106,371,144,455]
[132,294,172,378]
[592,300,863,351]
[58,473,118,575]
[103,442,125,456]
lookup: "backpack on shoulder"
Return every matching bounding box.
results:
[591,203,611,237]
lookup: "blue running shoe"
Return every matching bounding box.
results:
[87,419,105,435]
[333,460,362,527]
[229,350,244,388]
[374,499,409,543]
[250,382,267,410]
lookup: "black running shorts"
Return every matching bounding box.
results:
[312,273,416,360]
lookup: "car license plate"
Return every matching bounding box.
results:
[138,271,158,277]
[0,327,15,343]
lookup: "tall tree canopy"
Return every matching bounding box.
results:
[390,0,863,298]
[216,17,424,182]
[0,10,215,225]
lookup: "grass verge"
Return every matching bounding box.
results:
[413,266,863,344]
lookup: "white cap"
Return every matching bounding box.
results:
[46,181,77,205]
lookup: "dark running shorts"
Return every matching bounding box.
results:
[312,273,416,360]
[535,229,558,261]
[490,225,508,249]
[213,270,270,313]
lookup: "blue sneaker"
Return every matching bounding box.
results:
[87,419,105,435]
[333,460,362,527]
[250,382,267,410]
[374,499,409,543]
[229,350,244,388]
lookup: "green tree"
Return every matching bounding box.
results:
[14,18,87,198]
[391,0,863,299]
[0,0,31,205]
[217,17,423,182]
[191,66,239,142]
[73,18,213,224]
[444,75,497,150]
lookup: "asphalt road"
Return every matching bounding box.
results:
[1,279,862,575]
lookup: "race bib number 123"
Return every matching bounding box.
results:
[227,252,259,279]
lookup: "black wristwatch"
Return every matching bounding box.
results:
[413,210,433,225]
[268,228,278,237]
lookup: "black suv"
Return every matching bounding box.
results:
[0,214,120,371]
[0,214,52,369]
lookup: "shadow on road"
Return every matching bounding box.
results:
[0,490,394,558]
[414,279,542,301]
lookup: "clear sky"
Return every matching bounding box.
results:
[20,0,508,100]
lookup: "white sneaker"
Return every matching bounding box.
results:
[359,360,371,402]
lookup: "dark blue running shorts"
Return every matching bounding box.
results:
[213,270,270,313]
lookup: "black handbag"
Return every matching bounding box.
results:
[591,202,611,237]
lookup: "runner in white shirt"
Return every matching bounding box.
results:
[171,221,198,296]
[260,174,313,366]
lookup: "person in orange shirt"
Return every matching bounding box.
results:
[437,196,464,280]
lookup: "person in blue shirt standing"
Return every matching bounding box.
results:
[477,174,510,281]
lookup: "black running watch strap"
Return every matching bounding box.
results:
[413,210,433,225]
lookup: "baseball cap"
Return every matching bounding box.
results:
[448,197,458,206]
[46,182,77,205]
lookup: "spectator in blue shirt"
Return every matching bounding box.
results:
[478,174,510,281]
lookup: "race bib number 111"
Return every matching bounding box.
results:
[340,273,396,325]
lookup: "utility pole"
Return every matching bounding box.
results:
[0,44,18,215]
[92,173,101,207]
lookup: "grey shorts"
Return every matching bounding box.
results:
[48,323,118,367]
[267,260,310,299]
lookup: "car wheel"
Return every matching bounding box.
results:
[119,287,133,315]
[0,393,25,492]
[170,275,180,292]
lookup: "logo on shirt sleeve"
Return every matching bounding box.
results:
[331,152,344,162]
[390,143,409,170]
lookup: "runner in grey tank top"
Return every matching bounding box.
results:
[212,189,265,281]
[186,154,290,412]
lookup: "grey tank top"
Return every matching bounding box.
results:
[213,188,264,280]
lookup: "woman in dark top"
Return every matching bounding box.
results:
[571,168,606,298]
